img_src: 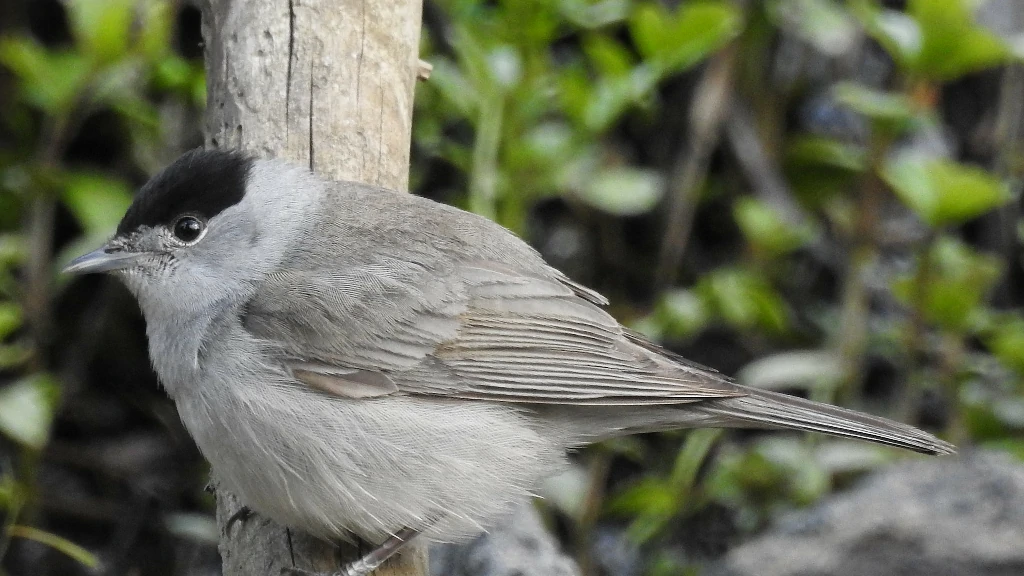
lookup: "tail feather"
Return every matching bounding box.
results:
[694,387,956,456]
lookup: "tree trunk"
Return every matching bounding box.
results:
[200,0,425,574]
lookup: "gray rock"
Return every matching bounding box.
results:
[430,504,579,576]
[711,452,1024,576]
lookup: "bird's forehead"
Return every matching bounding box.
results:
[116,148,254,236]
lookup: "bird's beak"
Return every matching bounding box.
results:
[63,246,141,275]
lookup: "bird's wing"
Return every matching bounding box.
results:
[243,256,741,405]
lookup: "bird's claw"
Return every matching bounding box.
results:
[279,564,368,576]
[224,505,255,534]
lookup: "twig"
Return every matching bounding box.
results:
[654,45,737,290]
[724,103,811,231]
[469,92,504,220]
[835,129,890,406]
[573,451,611,576]
[990,63,1024,305]
[24,114,72,369]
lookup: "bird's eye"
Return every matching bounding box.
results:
[172,216,205,243]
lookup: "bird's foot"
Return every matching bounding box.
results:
[224,505,255,534]
[279,526,422,576]
[279,561,373,576]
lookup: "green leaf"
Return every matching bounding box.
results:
[558,0,631,29]
[733,197,816,257]
[582,34,634,77]
[670,429,722,491]
[137,0,174,59]
[486,46,522,91]
[0,475,23,509]
[427,58,478,117]
[0,345,30,369]
[656,289,710,338]
[582,66,659,132]
[162,513,219,545]
[578,166,664,215]
[606,474,682,543]
[858,0,1010,80]
[61,173,133,234]
[153,56,193,92]
[893,237,1003,331]
[855,5,922,68]
[697,268,789,333]
[784,135,866,172]
[0,303,22,341]
[0,38,91,113]
[0,374,60,450]
[883,156,1010,227]
[67,0,136,63]
[909,0,1010,81]
[833,82,915,124]
[607,477,677,516]
[736,350,843,392]
[768,0,858,56]
[629,1,742,74]
[986,316,1024,375]
[0,235,27,268]
[92,58,147,106]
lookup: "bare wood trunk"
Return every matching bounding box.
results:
[200,0,425,574]
[203,0,420,190]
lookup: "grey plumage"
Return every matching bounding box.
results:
[65,150,954,547]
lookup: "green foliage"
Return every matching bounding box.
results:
[0,39,91,114]
[768,0,858,56]
[629,2,742,75]
[784,134,865,201]
[858,0,1013,82]
[893,238,1002,332]
[61,173,134,234]
[7,525,100,569]
[734,197,816,257]
[421,0,739,230]
[833,82,916,132]
[696,268,789,334]
[579,167,664,215]
[4,0,1022,570]
[883,156,1011,227]
[68,0,137,64]
[986,315,1024,376]
[0,375,60,450]
[607,429,722,543]
[0,0,202,568]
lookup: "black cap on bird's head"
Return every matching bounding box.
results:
[64,148,255,275]
[116,148,254,235]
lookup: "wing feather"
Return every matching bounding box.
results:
[243,253,741,405]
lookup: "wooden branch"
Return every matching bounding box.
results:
[201,0,425,573]
[203,0,422,190]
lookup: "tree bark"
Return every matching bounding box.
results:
[203,0,421,190]
[201,0,425,574]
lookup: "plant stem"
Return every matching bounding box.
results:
[835,129,888,405]
[24,113,71,371]
[468,91,504,221]
[897,229,937,422]
[574,450,611,576]
[654,45,736,290]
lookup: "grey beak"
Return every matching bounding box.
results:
[63,246,140,275]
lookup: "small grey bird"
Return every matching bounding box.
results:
[66,149,954,575]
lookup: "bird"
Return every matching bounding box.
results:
[65,148,954,576]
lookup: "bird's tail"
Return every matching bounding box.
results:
[691,387,956,455]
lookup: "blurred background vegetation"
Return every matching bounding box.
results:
[0,0,1022,574]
